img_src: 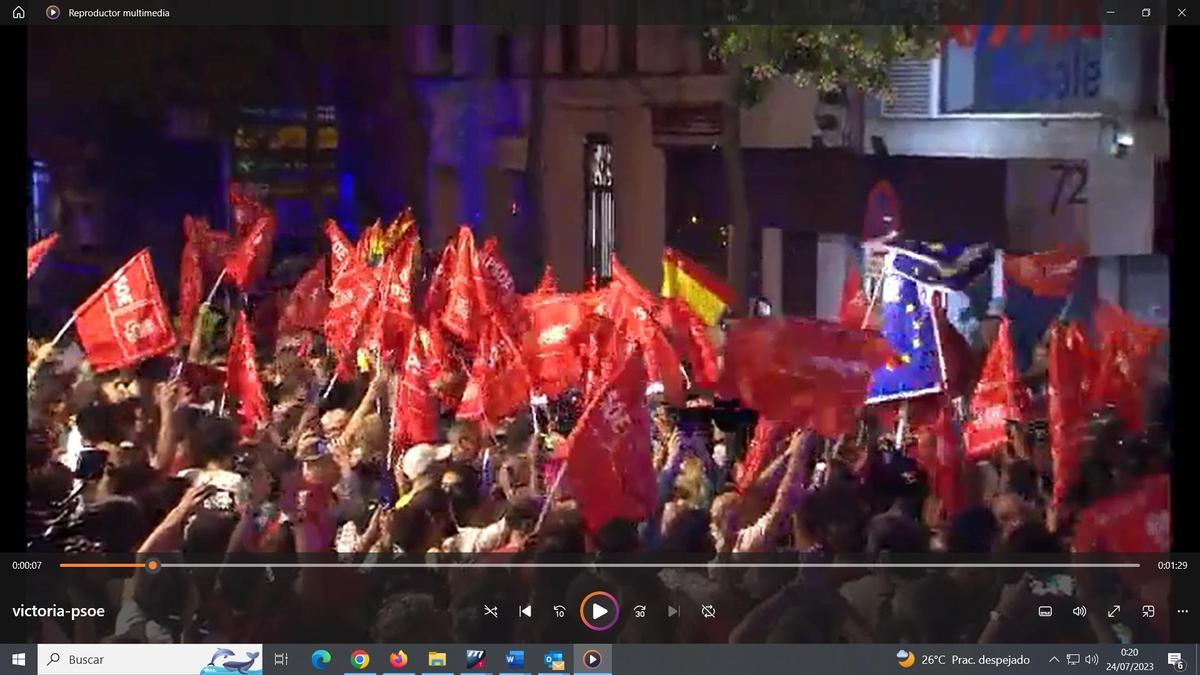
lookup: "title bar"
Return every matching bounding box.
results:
[4,0,1184,26]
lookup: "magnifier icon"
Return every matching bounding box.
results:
[47,653,60,666]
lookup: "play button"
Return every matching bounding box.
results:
[582,650,602,669]
[579,591,620,631]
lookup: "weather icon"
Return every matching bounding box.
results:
[897,650,916,668]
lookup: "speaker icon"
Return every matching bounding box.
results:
[1072,606,1088,617]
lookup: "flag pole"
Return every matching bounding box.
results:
[49,313,78,348]
[862,273,884,331]
[203,269,228,305]
[534,463,568,533]
[29,314,79,388]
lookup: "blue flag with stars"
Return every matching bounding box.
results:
[867,275,944,403]
[887,240,995,291]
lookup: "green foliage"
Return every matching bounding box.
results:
[708,25,945,106]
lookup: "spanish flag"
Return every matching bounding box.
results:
[661,247,736,326]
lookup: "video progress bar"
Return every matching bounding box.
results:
[152,562,1144,569]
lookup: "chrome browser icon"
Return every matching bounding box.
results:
[310,650,331,670]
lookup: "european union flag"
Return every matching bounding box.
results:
[887,240,995,291]
[867,275,944,403]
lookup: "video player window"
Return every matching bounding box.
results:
[17,4,1187,667]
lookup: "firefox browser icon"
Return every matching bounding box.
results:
[350,650,370,670]
[310,650,331,670]
[389,651,408,669]
[897,650,916,668]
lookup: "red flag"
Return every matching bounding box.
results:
[183,216,233,277]
[656,298,720,388]
[324,259,380,367]
[1047,322,1095,506]
[27,233,59,279]
[440,227,483,344]
[226,310,269,437]
[392,330,441,461]
[476,237,529,338]
[369,237,419,361]
[223,215,276,291]
[1091,303,1165,433]
[1004,244,1082,298]
[579,313,622,402]
[535,265,559,294]
[838,262,872,329]
[915,405,968,520]
[719,318,894,438]
[178,234,203,339]
[963,319,1027,459]
[523,293,591,398]
[1073,474,1170,553]
[357,219,385,265]
[562,348,656,530]
[229,184,269,240]
[73,249,177,373]
[422,237,458,321]
[734,419,793,493]
[278,256,329,335]
[323,219,356,280]
[457,319,531,427]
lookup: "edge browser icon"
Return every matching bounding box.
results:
[310,650,332,670]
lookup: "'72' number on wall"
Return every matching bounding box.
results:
[1049,162,1088,215]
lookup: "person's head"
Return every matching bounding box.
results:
[390,488,454,553]
[991,493,1036,540]
[502,496,541,550]
[448,420,482,463]
[440,462,480,524]
[659,506,715,556]
[401,443,453,484]
[352,413,388,467]
[320,409,350,439]
[27,428,54,472]
[709,491,743,551]
[799,484,867,553]
[185,415,237,470]
[943,506,999,554]
[534,509,586,555]
[28,462,74,508]
[591,518,640,555]
[83,496,148,553]
[372,592,448,643]
[296,434,340,487]
[865,512,929,556]
[75,403,121,446]
[998,521,1062,555]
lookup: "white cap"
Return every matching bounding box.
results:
[401,443,453,481]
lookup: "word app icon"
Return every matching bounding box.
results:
[505,651,525,669]
[310,650,331,670]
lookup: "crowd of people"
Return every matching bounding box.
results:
[24,272,1172,644]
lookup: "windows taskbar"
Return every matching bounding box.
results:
[3,644,1199,675]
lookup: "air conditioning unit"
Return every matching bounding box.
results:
[880,57,940,118]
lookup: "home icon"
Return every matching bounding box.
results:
[12,6,25,19]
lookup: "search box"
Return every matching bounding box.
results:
[38,645,263,675]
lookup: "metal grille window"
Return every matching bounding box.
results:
[584,134,614,281]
